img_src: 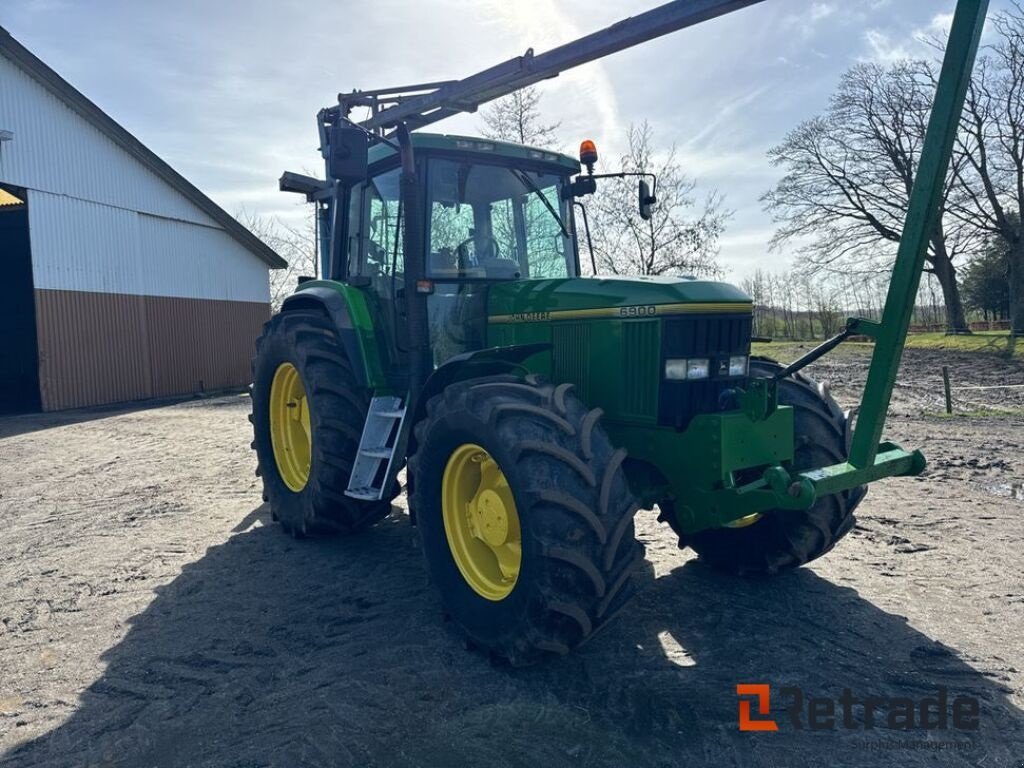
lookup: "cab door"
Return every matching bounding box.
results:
[346,165,407,370]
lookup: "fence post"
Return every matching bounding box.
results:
[942,366,953,415]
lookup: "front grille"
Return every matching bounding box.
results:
[622,320,659,418]
[659,313,752,429]
[552,322,591,404]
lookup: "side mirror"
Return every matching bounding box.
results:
[328,125,368,183]
[639,179,656,221]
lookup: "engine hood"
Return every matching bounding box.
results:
[487,275,752,322]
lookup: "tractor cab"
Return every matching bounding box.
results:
[338,134,582,366]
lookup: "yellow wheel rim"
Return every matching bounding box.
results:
[442,443,522,601]
[269,362,312,492]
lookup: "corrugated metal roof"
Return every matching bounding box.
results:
[0,25,287,269]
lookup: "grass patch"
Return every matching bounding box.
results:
[754,333,1021,360]
[751,340,873,362]
[902,332,1021,358]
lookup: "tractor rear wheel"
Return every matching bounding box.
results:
[409,375,643,665]
[250,310,396,536]
[668,357,866,576]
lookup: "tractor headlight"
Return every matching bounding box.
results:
[664,358,711,380]
[664,359,688,380]
[687,358,711,379]
[728,355,749,377]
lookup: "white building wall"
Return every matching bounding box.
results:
[0,55,219,228]
[137,212,270,303]
[28,190,270,303]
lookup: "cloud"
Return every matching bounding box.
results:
[926,12,955,35]
[782,1,838,39]
[860,29,916,63]
[718,228,776,251]
[811,3,837,23]
[859,9,964,66]
[473,0,622,151]
[681,85,773,151]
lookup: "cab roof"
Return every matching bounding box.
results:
[367,132,580,173]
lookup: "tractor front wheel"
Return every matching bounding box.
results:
[409,375,643,665]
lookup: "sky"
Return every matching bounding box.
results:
[0,0,1011,280]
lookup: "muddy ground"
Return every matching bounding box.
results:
[0,346,1022,767]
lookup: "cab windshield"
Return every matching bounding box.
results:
[426,158,576,280]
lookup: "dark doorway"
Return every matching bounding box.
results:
[0,184,41,413]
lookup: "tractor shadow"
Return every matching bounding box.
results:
[3,507,1021,768]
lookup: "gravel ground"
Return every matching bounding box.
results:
[0,347,1022,767]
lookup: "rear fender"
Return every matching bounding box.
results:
[281,283,387,389]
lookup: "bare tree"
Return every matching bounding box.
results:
[762,61,980,334]
[476,85,571,279]
[236,209,318,312]
[740,269,767,337]
[946,2,1024,337]
[479,86,561,149]
[586,122,728,278]
[810,280,843,338]
[740,265,948,341]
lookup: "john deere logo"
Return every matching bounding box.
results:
[510,311,550,322]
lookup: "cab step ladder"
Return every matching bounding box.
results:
[345,395,406,500]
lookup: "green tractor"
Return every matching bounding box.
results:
[251,0,988,664]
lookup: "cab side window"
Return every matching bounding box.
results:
[366,167,403,277]
[346,166,403,279]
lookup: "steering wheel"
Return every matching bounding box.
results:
[455,235,500,266]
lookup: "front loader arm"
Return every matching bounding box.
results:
[766,0,990,509]
[847,0,988,469]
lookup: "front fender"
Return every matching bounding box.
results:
[409,343,551,448]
